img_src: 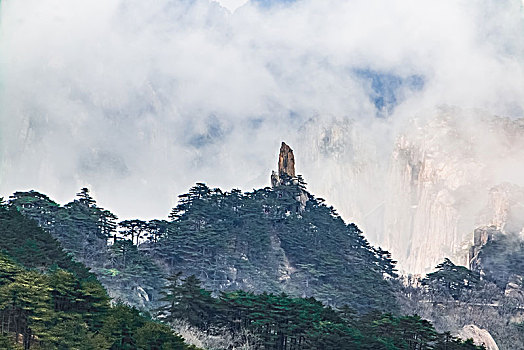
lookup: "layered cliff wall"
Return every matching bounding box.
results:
[295,108,524,273]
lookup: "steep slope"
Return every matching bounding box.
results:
[155,181,397,312]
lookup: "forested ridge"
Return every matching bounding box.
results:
[9,180,398,312]
[0,179,488,349]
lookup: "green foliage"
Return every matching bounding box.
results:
[157,275,484,350]
[135,322,189,350]
[5,185,485,349]
[0,334,22,349]
[100,304,144,349]
[9,189,163,308]
[8,182,398,312]
[100,304,197,350]
[0,254,21,287]
[159,181,398,312]
[157,274,215,328]
[0,203,196,350]
[422,259,481,300]
[0,267,195,349]
[0,270,53,349]
[0,204,91,279]
[119,220,148,246]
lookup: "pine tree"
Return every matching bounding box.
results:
[76,188,96,207]
[157,274,215,328]
[135,322,189,350]
[422,259,481,300]
[120,220,148,246]
[0,271,53,349]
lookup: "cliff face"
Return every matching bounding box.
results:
[295,108,524,273]
[271,142,296,187]
[383,111,485,272]
[278,142,295,178]
[383,111,524,273]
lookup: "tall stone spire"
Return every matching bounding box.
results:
[271,142,296,187]
[278,142,295,178]
[270,142,308,211]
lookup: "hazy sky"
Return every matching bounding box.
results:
[216,0,248,11]
[1,0,523,225]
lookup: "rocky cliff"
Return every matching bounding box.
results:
[278,142,295,178]
[294,108,524,273]
[271,142,296,187]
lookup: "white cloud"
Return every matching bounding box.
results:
[215,0,249,12]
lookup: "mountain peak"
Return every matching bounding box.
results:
[271,142,296,187]
[278,142,295,178]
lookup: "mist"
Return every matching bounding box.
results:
[1,0,524,272]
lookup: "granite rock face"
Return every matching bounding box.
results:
[468,226,498,271]
[383,112,524,273]
[457,325,499,350]
[272,142,296,187]
[278,142,296,178]
[295,108,524,273]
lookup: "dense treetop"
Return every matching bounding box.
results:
[153,273,485,350]
[156,179,398,312]
[8,178,398,312]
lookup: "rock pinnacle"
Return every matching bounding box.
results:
[271,142,296,187]
[278,142,295,178]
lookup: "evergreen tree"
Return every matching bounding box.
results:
[422,259,481,300]
[135,322,190,350]
[157,274,215,328]
[76,188,96,207]
[0,271,52,349]
[120,220,148,246]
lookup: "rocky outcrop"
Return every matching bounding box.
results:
[278,142,295,178]
[270,142,308,211]
[271,142,296,187]
[457,325,498,350]
[468,226,498,270]
[504,274,524,302]
[468,183,524,270]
